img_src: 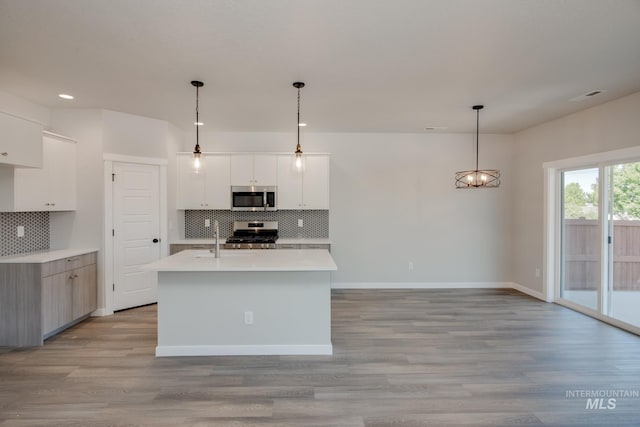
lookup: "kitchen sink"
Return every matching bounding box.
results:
[193,250,252,258]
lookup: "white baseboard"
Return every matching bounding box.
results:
[331,282,512,290]
[90,308,111,317]
[510,282,550,302]
[155,343,333,357]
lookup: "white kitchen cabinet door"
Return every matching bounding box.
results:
[177,154,206,209]
[204,154,231,209]
[253,154,277,186]
[230,154,277,186]
[13,136,76,212]
[0,112,43,168]
[230,154,254,185]
[46,136,76,211]
[276,154,330,210]
[302,155,330,209]
[276,155,303,209]
[177,153,230,209]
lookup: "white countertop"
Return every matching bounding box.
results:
[145,249,337,272]
[171,238,332,245]
[0,248,99,264]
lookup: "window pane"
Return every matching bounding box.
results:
[561,168,599,310]
[609,162,640,327]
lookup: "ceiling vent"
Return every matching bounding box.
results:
[569,90,605,102]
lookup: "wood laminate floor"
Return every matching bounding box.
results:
[1,289,640,426]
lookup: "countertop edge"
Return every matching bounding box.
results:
[0,248,99,264]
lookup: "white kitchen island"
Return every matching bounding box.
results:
[144,249,337,357]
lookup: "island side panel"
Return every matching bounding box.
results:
[156,270,332,356]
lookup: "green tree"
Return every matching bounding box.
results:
[613,163,640,219]
[564,182,587,219]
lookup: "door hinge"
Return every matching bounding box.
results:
[112,283,115,291]
[112,173,115,182]
[112,229,115,236]
[608,235,612,244]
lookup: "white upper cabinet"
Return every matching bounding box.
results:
[0,112,43,168]
[177,153,230,210]
[230,153,277,186]
[0,134,76,212]
[277,154,330,210]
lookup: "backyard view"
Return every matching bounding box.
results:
[563,163,640,327]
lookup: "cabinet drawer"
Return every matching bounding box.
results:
[275,244,300,249]
[41,252,97,277]
[301,244,331,251]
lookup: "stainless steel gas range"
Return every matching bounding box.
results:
[225,221,278,249]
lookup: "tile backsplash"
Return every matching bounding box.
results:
[0,212,50,256]
[185,210,329,239]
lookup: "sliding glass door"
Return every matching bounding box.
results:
[561,168,600,311]
[608,162,640,327]
[560,162,640,328]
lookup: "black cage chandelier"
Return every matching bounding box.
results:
[455,105,500,188]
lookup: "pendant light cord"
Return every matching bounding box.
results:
[475,107,479,171]
[195,85,200,151]
[297,87,301,150]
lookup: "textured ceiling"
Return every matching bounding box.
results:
[1,0,639,133]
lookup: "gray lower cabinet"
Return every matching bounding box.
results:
[0,251,97,347]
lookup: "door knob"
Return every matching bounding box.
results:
[152,238,159,243]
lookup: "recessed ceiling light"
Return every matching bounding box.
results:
[569,90,605,102]
[298,123,307,127]
[58,93,74,100]
[194,122,204,126]
[424,126,448,131]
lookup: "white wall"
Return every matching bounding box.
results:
[186,130,514,286]
[512,91,640,294]
[102,110,170,159]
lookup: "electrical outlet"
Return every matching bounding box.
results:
[298,219,303,227]
[205,219,211,227]
[244,311,254,325]
[17,226,25,237]
[408,261,414,271]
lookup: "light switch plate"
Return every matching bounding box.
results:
[205,219,211,227]
[17,225,25,237]
[298,219,303,227]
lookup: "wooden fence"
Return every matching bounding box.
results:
[564,219,640,290]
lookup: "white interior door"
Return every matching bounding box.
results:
[113,162,161,311]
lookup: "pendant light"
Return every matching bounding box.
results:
[191,80,204,172]
[293,81,305,171]
[455,105,500,188]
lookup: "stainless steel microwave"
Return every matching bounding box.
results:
[231,186,277,211]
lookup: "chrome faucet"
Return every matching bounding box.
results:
[209,220,220,258]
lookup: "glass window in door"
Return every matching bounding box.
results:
[561,168,600,310]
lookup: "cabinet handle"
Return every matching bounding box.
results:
[74,274,79,278]
[45,203,50,206]
[51,203,55,206]
[1,152,7,156]
[66,258,79,262]
[69,276,74,280]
